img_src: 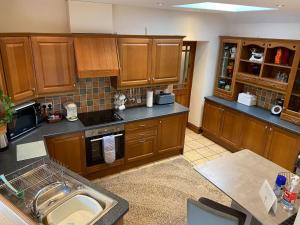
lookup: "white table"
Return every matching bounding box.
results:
[194,149,299,225]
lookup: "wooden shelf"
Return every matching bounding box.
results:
[263,63,292,69]
[240,59,262,64]
[292,92,300,97]
[237,72,259,78]
[218,76,232,80]
[261,77,288,85]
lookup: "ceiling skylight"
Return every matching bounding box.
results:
[174,2,277,12]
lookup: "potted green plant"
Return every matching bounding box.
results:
[0,90,15,151]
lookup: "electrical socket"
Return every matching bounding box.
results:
[41,102,53,109]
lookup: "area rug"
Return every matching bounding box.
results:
[94,156,231,225]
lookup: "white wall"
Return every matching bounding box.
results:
[68,0,113,33]
[225,13,300,39]
[0,0,69,33]
[0,1,227,128]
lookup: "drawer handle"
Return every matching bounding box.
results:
[139,124,145,127]
[139,140,145,143]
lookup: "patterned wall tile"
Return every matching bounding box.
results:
[37,77,167,114]
[243,85,284,110]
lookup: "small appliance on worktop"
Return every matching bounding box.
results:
[78,109,124,168]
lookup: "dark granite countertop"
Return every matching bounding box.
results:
[0,103,188,225]
[205,96,300,135]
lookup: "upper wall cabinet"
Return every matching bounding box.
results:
[118,38,152,87]
[31,36,76,96]
[0,37,36,103]
[0,57,7,95]
[152,39,182,84]
[74,37,119,78]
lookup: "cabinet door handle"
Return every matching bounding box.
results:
[265,126,268,130]
[269,127,273,132]
[148,78,151,82]
[73,83,76,87]
[32,87,36,92]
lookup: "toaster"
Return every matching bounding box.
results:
[155,93,175,105]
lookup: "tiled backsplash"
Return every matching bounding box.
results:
[243,85,284,110]
[37,77,166,113]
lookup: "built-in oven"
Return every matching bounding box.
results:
[85,124,125,167]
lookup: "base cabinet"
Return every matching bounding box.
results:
[202,100,300,171]
[266,127,299,171]
[125,134,157,163]
[46,132,85,175]
[240,116,269,156]
[158,114,187,153]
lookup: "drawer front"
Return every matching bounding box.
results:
[125,119,158,132]
[126,128,158,141]
[125,136,157,163]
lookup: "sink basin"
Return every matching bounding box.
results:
[46,194,103,225]
[42,187,117,225]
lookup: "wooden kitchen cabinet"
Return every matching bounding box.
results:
[240,116,269,156]
[219,108,243,149]
[202,101,223,136]
[74,37,119,78]
[152,39,182,84]
[117,38,152,87]
[0,57,7,94]
[0,37,36,103]
[265,126,299,171]
[31,36,76,95]
[46,132,86,174]
[202,99,300,171]
[125,134,157,163]
[157,113,187,153]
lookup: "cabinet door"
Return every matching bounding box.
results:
[240,116,269,156]
[202,101,223,136]
[152,39,182,84]
[31,36,76,95]
[0,57,7,94]
[158,113,187,153]
[125,135,156,163]
[0,37,36,103]
[219,108,243,148]
[74,37,119,78]
[118,38,152,87]
[46,132,85,174]
[266,127,299,171]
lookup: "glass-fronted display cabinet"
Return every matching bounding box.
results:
[282,54,300,125]
[214,38,241,100]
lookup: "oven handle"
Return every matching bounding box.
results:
[90,133,123,142]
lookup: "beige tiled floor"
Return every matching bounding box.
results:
[183,128,231,166]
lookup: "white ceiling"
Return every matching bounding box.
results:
[82,0,300,14]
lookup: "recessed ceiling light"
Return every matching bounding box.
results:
[174,2,277,12]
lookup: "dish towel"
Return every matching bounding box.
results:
[102,135,116,164]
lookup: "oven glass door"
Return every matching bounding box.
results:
[86,131,124,167]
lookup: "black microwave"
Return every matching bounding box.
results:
[7,102,42,140]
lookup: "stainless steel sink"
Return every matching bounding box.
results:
[0,159,117,224]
